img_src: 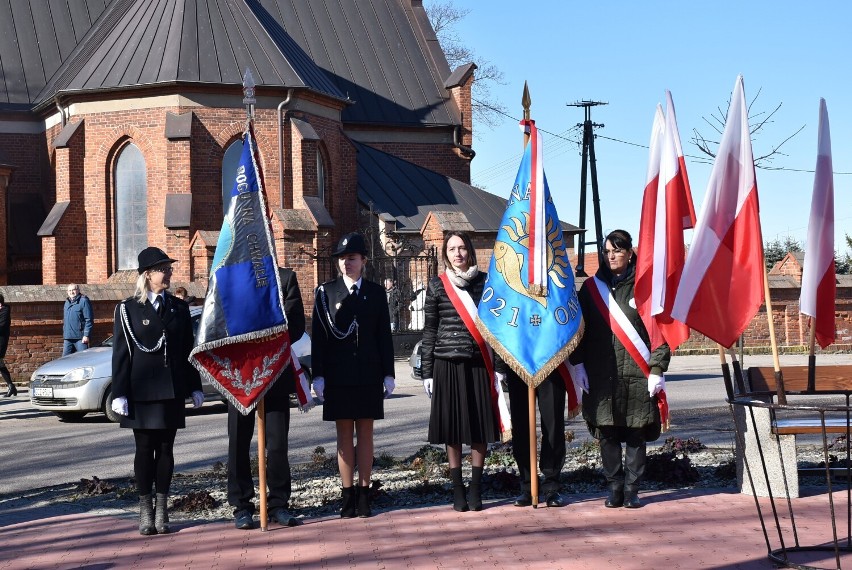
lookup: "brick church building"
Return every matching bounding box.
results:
[1,0,537,373]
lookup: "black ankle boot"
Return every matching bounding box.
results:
[139,494,156,535]
[468,466,483,511]
[604,484,624,508]
[357,485,372,518]
[450,467,469,512]
[341,487,357,518]
[623,486,641,508]
[155,493,170,534]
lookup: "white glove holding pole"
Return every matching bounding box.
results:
[422,378,433,398]
[111,396,129,416]
[648,373,665,397]
[313,377,325,401]
[383,376,395,398]
[571,363,589,394]
[191,390,204,408]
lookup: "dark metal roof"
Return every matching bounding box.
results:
[356,141,583,236]
[355,141,509,234]
[36,0,347,105]
[255,0,459,126]
[0,0,106,108]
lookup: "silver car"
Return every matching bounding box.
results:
[29,306,220,422]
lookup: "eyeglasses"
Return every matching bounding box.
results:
[149,266,173,274]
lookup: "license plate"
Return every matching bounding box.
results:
[33,387,53,398]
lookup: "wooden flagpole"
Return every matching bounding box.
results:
[257,398,269,531]
[762,265,787,404]
[807,321,817,391]
[522,82,539,508]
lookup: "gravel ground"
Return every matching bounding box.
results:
[4,438,842,526]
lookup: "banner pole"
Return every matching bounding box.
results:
[807,321,817,391]
[528,383,539,508]
[762,267,786,404]
[257,397,268,531]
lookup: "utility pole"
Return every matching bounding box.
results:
[567,100,607,277]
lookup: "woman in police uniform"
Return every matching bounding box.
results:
[311,232,395,518]
[111,247,203,535]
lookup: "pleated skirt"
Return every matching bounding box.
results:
[427,357,499,445]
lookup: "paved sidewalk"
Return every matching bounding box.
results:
[2,487,849,569]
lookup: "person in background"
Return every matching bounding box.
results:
[228,267,305,530]
[421,231,499,512]
[63,284,93,356]
[570,229,670,509]
[173,287,188,300]
[312,232,395,519]
[0,293,16,398]
[384,278,400,332]
[110,247,204,535]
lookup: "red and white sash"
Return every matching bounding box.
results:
[585,276,669,430]
[440,273,512,436]
[284,331,313,412]
[585,277,651,377]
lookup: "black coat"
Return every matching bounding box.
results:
[112,292,202,426]
[275,267,306,394]
[311,277,394,388]
[420,271,486,380]
[0,304,10,358]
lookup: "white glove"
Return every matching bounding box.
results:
[423,378,433,398]
[383,376,395,398]
[648,373,665,396]
[495,371,506,385]
[313,377,325,401]
[191,390,204,408]
[111,396,129,416]
[571,363,589,394]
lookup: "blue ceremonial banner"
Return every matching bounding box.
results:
[476,120,584,387]
[189,125,292,414]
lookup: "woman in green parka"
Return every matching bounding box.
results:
[569,229,670,509]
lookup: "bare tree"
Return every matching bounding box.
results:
[690,87,805,169]
[424,0,507,131]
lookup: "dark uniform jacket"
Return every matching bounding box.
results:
[570,265,670,439]
[275,267,306,394]
[112,292,201,404]
[311,277,394,388]
[420,271,486,380]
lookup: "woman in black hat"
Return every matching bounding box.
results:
[111,246,204,535]
[311,232,395,518]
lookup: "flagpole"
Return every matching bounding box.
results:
[807,321,817,391]
[520,82,540,508]
[762,266,787,404]
[257,398,269,531]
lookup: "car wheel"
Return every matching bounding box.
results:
[54,411,86,422]
[103,388,120,423]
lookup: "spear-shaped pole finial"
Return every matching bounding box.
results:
[522,81,531,121]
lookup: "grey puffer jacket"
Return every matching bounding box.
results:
[420,271,486,380]
[570,265,670,440]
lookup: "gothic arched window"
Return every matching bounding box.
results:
[114,143,147,270]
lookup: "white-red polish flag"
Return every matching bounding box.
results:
[800,98,836,348]
[636,92,695,351]
[671,76,764,348]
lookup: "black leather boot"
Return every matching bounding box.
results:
[357,485,372,518]
[604,484,624,508]
[468,466,483,511]
[340,487,357,518]
[139,494,156,535]
[155,493,170,534]
[623,485,641,508]
[450,467,469,512]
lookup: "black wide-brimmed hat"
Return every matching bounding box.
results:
[332,232,368,257]
[137,247,177,274]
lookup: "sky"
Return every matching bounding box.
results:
[440,1,852,254]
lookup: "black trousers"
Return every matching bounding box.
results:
[227,370,294,514]
[598,425,646,489]
[507,371,566,494]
